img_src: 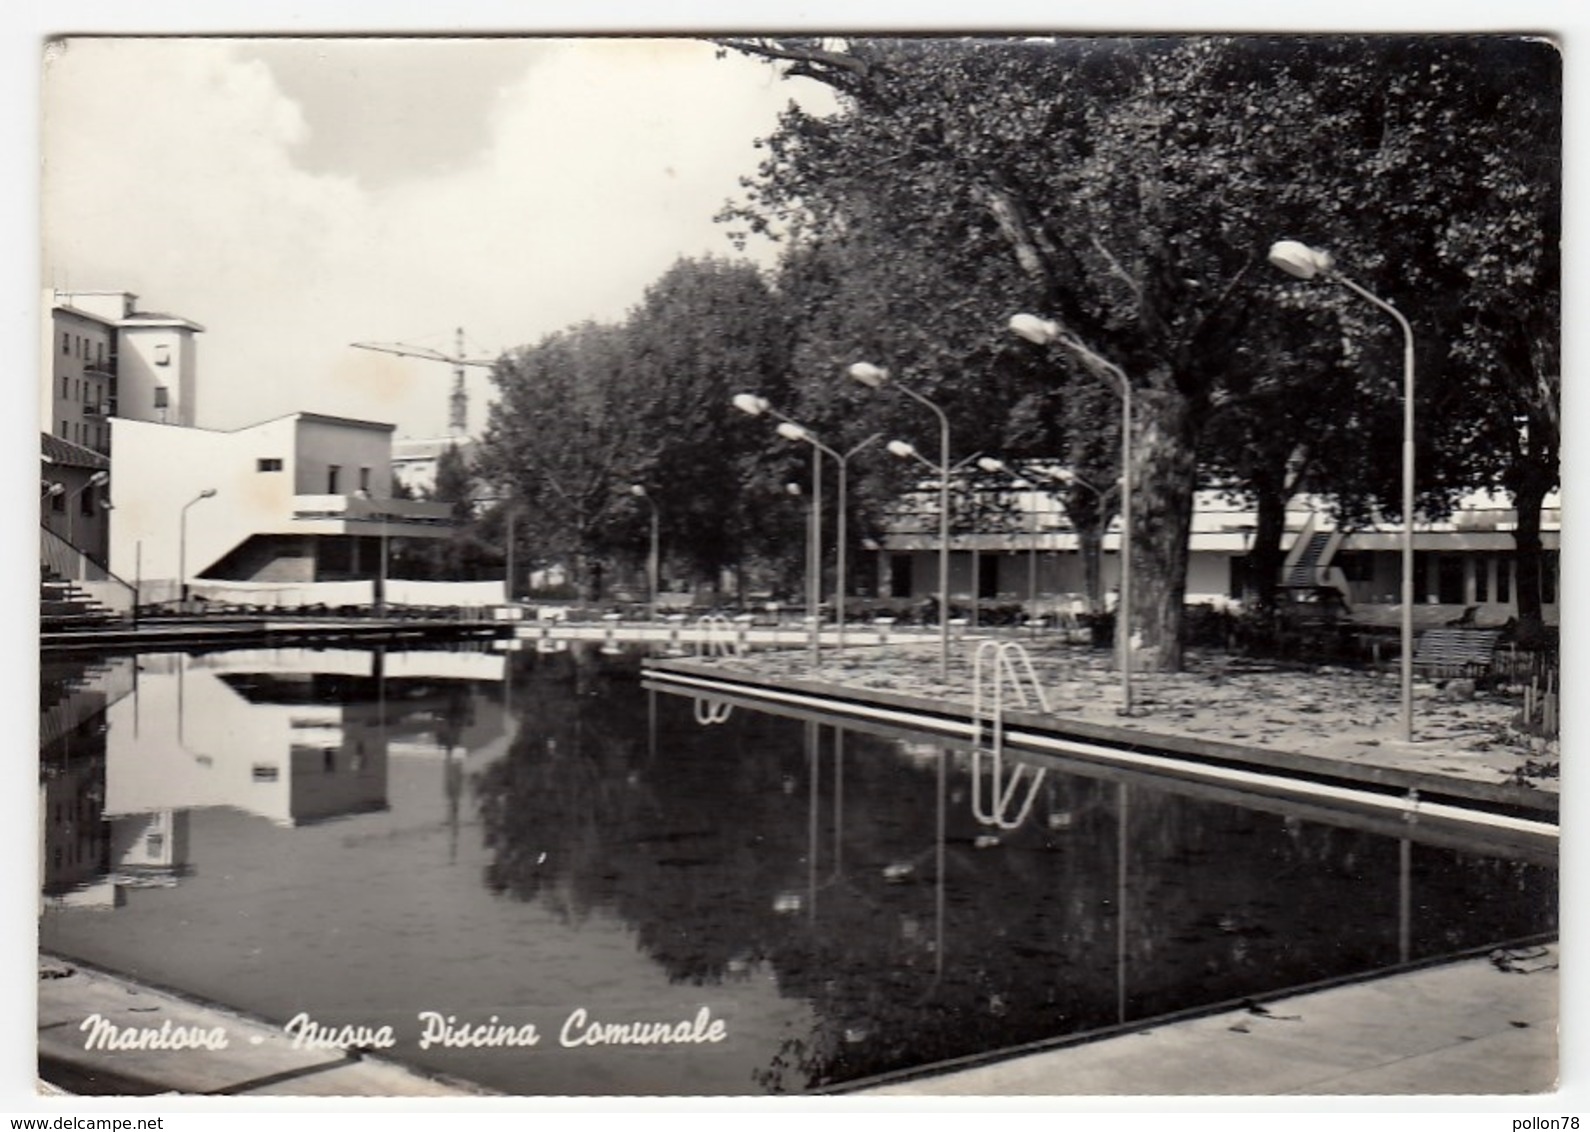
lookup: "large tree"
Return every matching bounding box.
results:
[623,256,797,593]
[477,322,643,600]
[721,34,1560,665]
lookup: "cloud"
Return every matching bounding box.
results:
[42,37,828,438]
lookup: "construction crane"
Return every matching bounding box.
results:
[350,327,497,438]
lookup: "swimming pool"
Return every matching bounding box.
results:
[38,644,1557,1095]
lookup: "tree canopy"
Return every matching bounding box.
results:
[719,34,1560,663]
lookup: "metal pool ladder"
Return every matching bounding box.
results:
[971,640,1050,830]
[695,613,745,659]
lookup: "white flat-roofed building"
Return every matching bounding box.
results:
[109,411,453,603]
[873,481,1559,626]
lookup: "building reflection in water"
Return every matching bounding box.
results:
[39,646,509,907]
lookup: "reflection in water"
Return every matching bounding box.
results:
[40,647,508,909]
[40,643,1555,1097]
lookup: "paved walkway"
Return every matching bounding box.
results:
[861,945,1559,1096]
[39,947,1555,1099]
[37,957,487,1097]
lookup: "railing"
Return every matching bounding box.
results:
[695,613,745,659]
[970,640,1050,830]
[40,524,136,620]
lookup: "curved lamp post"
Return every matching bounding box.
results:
[734,394,882,659]
[1268,239,1416,744]
[849,363,953,680]
[64,470,110,551]
[782,480,818,662]
[1009,315,1135,715]
[178,488,218,608]
[772,420,880,654]
[629,484,660,622]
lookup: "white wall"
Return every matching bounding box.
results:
[109,415,300,598]
[118,324,200,427]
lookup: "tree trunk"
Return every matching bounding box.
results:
[1128,381,1199,673]
[1075,522,1105,613]
[1510,466,1551,647]
[1247,483,1288,615]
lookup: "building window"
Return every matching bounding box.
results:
[51,489,64,513]
[257,458,283,473]
[1336,551,1375,583]
[1542,550,1558,605]
[145,834,165,857]
[60,374,68,398]
[1475,558,1489,603]
[1497,555,1512,604]
[154,343,171,366]
[153,386,169,409]
[59,421,68,439]
[61,332,69,355]
[80,489,94,516]
[327,465,341,494]
[359,467,371,493]
[1437,555,1465,605]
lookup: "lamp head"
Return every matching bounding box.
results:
[785,482,802,497]
[847,362,889,389]
[629,484,647,498]
[43,481,63,497]
[88,470,110,486]
[775,421,810,443]
[1267,240,1334,280]
[886,440,917,460]
[198,488,217,500]
[976,457,1007,474]
[1008,314,1060,346]
[732,393,770,417]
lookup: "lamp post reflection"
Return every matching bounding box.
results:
[1117,781,1129,1025]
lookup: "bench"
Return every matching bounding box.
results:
[1412,628,1502,679]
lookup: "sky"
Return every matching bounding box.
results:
[42,37,833,439]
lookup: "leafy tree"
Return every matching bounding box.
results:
[623,257,798,594]
[400,440,500,580]
[720,35,1560,665]
[477,323,642,601]
[479,259,802,600]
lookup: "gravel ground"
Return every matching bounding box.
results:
[709,636,1560,794]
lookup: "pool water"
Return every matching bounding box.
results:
[38,644,1557,1095]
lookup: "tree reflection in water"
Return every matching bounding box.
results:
[472,646,1556,1093]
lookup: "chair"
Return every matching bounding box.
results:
[1412,628,1502,680]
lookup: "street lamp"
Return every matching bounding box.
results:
[735,394,882,659]
[630,484,659,622]
[1268,239,1417,743]
[784,480,818,663]
[178,488,217,609]
[849,363,953,680]
[758,413,879,653]
[64,470,110,550]
[1008,315,1135,715]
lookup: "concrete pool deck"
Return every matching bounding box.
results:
[37,946,1557,1099]
[36,956,495,1098]
[644,640,1560,808]
[857,944,1560,1096]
